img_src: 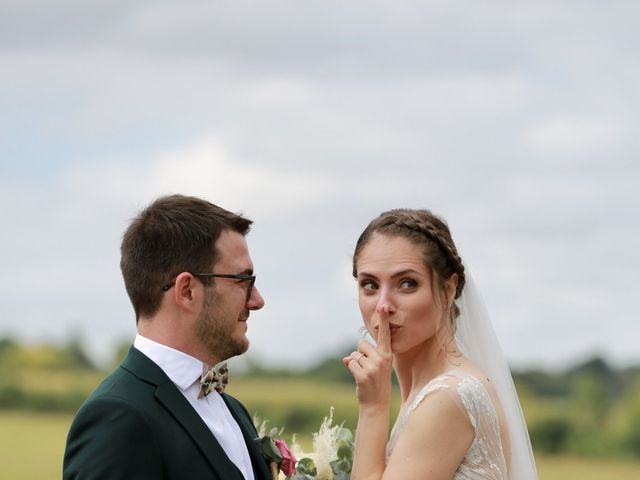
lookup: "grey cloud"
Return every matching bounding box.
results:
[6,0,637,78]
[1,0,639,368]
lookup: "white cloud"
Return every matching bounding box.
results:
[59,138,343,219]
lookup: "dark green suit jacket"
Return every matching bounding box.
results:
[63,347,271,480]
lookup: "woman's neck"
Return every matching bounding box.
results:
[394,337,461,402]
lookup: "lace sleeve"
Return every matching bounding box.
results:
[456,376,508,479]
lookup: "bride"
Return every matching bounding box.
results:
[343,209,537,479]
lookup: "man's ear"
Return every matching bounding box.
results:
[173,272,198,312]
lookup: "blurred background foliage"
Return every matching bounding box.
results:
[1,337,640,478]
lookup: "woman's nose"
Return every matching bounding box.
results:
[375,290,396,314]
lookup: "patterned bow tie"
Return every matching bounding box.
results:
[198,362,229,398]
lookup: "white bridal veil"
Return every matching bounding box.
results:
[454,274,538,480]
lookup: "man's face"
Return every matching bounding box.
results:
[195,229,265,362]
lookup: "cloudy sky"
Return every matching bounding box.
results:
[1,1,638,370]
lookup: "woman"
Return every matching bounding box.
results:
[343,209,537,479]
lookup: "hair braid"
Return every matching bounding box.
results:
[392,216,466,298]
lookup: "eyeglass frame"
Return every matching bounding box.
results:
[161,273,256,299]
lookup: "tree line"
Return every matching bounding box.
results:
[1,337,639,459]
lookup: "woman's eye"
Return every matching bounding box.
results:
[400,279,417,289]
[360,280,377,291]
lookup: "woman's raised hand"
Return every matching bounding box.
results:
[343,304,393,408]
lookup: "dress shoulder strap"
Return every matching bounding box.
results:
[406,372,462,415]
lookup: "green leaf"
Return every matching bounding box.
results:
[333,472,351,480]
[330,458,352,474]
[258,436,282,462]
[336,444,353,462]
[296,457,317,476]
[335,427,354,444]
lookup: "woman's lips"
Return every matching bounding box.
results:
[374,324,401,332]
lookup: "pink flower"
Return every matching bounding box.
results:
[274,438,297,477]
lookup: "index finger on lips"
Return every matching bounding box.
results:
[375,304,392,355]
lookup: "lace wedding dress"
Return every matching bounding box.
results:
[387,370,508,479]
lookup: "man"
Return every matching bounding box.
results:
[63,194,271,480]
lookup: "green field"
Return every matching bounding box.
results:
[0,411,71,480]
[2,407,639,479]
[3,362,640,479]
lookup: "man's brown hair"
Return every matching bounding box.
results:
[120,194,252,320]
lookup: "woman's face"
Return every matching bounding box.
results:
[356,233,447,355]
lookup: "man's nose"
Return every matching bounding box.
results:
[247,285,265,310]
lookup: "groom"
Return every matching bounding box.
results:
[63,194,271,479]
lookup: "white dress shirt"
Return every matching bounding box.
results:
[134,334,255,480]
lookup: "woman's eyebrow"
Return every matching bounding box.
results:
[358,268,420,280]
[390,268,421,279]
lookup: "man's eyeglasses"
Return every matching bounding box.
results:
[162,273,256,299]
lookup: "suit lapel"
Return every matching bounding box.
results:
[122,347,245,480]
[222,394,272,480]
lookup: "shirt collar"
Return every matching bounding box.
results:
[134,334,203,391]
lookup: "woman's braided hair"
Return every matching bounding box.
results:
[353,208,466,322]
